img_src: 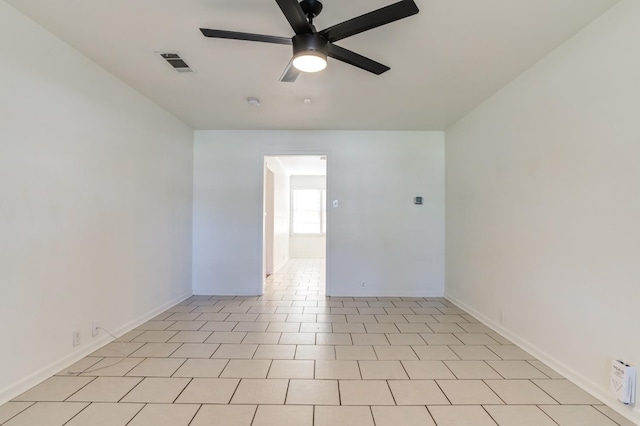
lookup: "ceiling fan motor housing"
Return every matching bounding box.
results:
[293,33,328,58]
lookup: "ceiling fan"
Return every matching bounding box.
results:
[200,0,419,82]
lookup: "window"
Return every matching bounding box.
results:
[292,188,326,234]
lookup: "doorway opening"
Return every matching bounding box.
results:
[263,155,328,295]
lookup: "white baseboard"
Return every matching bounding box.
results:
[196,292,261,297]
[273,258,288,274]
[445,293,640,425]
[0,291,192,405]
[330,291,445,298]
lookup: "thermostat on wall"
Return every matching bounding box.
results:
[414,196,423,205]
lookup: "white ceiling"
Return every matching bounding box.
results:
[6,0,617,130]
[272,155,327,176]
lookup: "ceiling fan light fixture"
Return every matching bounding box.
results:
[293,52,327,73]
[292,34,328,73]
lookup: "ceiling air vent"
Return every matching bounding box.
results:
[159,53,193,72]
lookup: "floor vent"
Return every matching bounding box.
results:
[159,53,193,72]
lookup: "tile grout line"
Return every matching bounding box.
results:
[123,403,147,426]
[185,403,202,426]
[535,405,562,425]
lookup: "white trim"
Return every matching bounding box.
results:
[261,150,332,295]
[0,291,192,405]
[197,292,262,297]
[332,291,445,298]
[445,293,640,425]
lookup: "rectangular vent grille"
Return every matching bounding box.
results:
[159,52,193,72]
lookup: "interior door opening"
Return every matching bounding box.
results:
[263,155,328,295]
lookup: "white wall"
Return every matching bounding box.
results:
[290,175,327,258]
[265,157,290,272]
[0,2,194,403]
[193,131,444,297]
[445,0,640,422]
[290,235,326,258]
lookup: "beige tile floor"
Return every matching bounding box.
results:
[1,258,635,425]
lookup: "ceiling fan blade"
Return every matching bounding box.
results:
[320,0,419,43]
[275,0,314,34]
[200,28,292,45]
[327,44,390,75]
[280,59,301,82]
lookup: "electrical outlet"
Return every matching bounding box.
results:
[92,321,100,337]
[73,330,81,346]
[361,282,366,289]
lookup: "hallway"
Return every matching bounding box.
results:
[265,258,325,297]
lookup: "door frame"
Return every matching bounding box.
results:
[259,151,332,296]
[264,166,275,278]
